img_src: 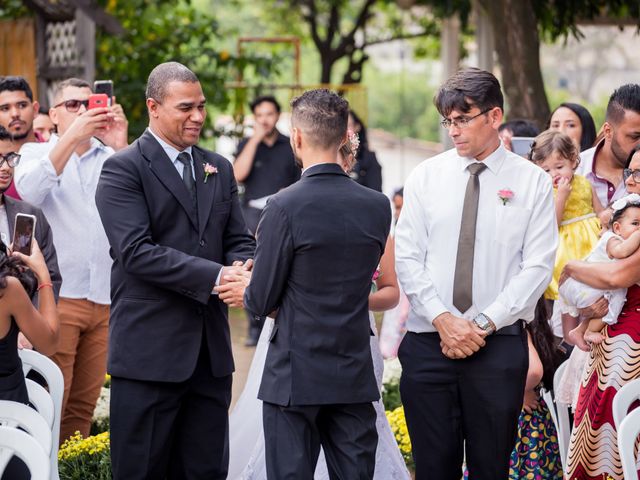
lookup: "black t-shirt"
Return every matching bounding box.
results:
[235,133,301,202]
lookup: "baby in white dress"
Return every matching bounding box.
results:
[559,194,640,350]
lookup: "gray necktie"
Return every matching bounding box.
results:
[452,162,487,313]
[177,152,196,208]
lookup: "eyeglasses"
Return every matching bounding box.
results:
[624,168,640,183]
[52,99,89,112]
[0,152,20,168]
[441,108,492,130]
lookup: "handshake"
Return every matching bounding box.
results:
[214,259,254,308]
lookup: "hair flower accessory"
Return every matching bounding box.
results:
[497,188,514,205]
[612,193,640,211]
[203,163,218,183]
[347,129,360,157]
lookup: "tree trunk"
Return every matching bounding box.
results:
[477,0,550,129]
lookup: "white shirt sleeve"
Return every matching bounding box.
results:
[395,170,449,326]
[15,143,60,205]
[483,175,558,330]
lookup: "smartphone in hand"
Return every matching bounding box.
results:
[13,213,37,255]
[94,80,114,106]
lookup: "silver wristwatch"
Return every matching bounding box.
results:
[472,313,496,335]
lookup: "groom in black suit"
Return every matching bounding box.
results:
[242,89,391,478]
[95,62,254,479]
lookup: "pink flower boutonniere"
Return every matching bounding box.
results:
[497,188,514,205]
[203,163,218,183]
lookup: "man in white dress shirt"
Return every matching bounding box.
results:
[15,78,128,443]
[395,68,557,479]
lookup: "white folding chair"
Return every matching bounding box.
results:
[0,425,50,480]
[0,400,52,474]
[19,349,63,480]
[617,407,640,480]
[552,360,571,469]
[613,378,640,429]
[26,379,55,428]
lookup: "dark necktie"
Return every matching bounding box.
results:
[452,162,487,313]
[177,152,196,208]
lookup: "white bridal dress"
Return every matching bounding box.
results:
[227,315,411,480]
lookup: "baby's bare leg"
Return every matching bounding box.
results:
[584,319,606,345]
[566,315,590,352]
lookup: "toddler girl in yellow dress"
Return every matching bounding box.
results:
[529,130,603,327]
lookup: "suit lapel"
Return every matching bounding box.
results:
[193,148,216,238]
[140,131,198,231]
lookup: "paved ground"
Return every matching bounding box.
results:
[228,308,256,409]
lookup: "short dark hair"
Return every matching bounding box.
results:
[38,106,49,115]
[250,95,280,114]
[146,62,199,102]
[0,76,34,101]
[393,187,404,198]
[625,143,640,168]
[606,84,640,125]
[548,102,597,152]
[0,126,12,141]
[434,68,504,118]
[290,89,349,150]
[611,201,640,229]
[53,78,92,103]
[498,119,539,137]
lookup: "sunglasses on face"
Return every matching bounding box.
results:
[624,168,640,183]
[53,99,89,113]
[0,152,20,168]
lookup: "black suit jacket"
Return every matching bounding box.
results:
[245,163,391,406]
[95,130,255,382]
[4,195,62,299]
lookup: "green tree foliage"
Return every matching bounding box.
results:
[95,0,275,137]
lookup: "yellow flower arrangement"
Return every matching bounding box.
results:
[385,406,414,469]
[58,432,111,479]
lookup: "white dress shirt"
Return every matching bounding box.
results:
[15,135,114,304]
[395,144,558,332]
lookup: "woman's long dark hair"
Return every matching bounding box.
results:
[0,242,37,299]
[527,297,564,389]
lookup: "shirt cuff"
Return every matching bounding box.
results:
[483,302,512,331]
[44,155,61,178]
[211,269,223,295]
[423,297,449,324]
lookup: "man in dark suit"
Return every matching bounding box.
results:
[0,126,61,300]
[95,62,255,479]
[238,89,391,478]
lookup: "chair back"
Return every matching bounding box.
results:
[552,360,571,469]
[613,378,640,429]
[26,379,55,428]
[0,425,50,480]
[617,407,640,480]
[19,349,63,480]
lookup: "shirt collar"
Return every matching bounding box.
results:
[459,141,505,175]
[147,127,193,163]
[590,139,606,175]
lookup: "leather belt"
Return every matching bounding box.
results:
[494,320,524,336]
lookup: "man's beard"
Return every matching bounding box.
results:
[611,133,630,167]
[9,129,29,141]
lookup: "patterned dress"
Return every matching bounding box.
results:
[545,174,601,300]
[565,284,640,479]
[509,395,563,479]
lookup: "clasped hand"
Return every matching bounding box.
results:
[214,259,253,308]
[434,312,486,360]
